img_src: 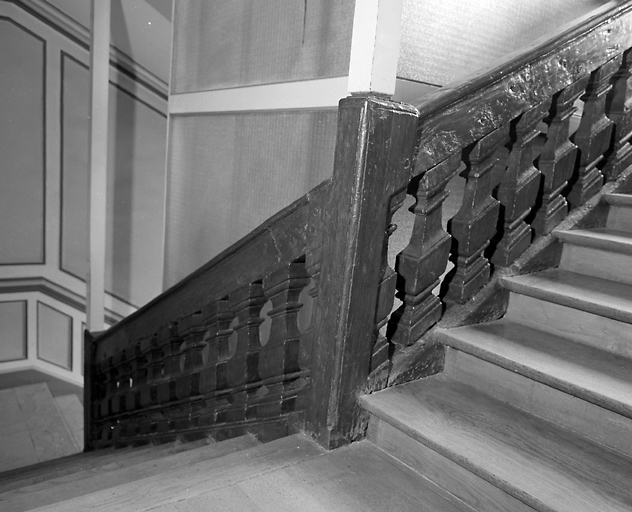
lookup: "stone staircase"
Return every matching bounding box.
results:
[361,192,632,511]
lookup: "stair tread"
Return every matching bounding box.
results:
[29,434,326,512]
[0,437,208,494]
[142,440,472,512]
[604,193,632,206]
[0,435,260,511]
[502,269,632,323]
[435,319,632,418]
[360,377,632,512]
[556,227,632,254]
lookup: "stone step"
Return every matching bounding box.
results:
[434,319,632,458]
[604,193,632,232]
[361,376,632,512]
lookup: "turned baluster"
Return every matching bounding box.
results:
[196,298,233,427]
[125,341,145,413]
[368,189,407,377]
[99,356,116,419]
[176,311,206,400]
[491,100,550,266]
[390,153,461,345]
[157,323,182,404]
[139,333,160,408]
[531,77,589,236]
[256,261,310,418]
[198,298,233,396]
[226,282,266,423]
[443,126,508,304]
[603,49,632,181]
[567,55,622,208]
[112,349,131,415]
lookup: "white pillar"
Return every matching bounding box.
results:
[87,0,111,332]
[347,0,404,95]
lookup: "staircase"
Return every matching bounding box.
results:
[361,192,632,511]
[0,383,82,473]
[3,196,631,511]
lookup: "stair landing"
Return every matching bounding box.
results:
[0,433,472,512]
[0,383,79,473]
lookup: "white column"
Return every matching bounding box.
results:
[347,0,404,95]
[87,0,111,332]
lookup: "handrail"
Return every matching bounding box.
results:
[85,0,632,451]
[414,0,632,171]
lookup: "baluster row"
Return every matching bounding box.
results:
[89,260,314,445]
[383,52,632,359]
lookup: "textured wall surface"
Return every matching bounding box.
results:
[164,110,336,287]
[172,0,354,93]
[398,0,608,87]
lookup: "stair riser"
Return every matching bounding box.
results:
[560,245,632,286]
[367,418,537,512]
[505,294,632,359]
[444,348,632,459]
[607,205,632,232]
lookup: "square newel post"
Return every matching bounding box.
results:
[307,94,418,449]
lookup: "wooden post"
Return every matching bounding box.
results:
[307,94,418,449]
[87,0,111,332]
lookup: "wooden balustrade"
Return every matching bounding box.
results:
[85,180,328,448]
[382,1,632,377]
[86,1,632,451]
[603,48,632,182]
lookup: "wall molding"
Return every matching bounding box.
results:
[8,0,168,100]
[169,77,348,115]
[0,277,125,324]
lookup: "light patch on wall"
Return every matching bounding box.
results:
[37,302,72,370]
[0,301,27,362]
[0,19,45,264]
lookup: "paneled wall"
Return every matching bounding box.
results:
[0,3,167,390]
[164,0,355,287]
[0,19,45,264]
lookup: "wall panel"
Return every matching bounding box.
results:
[37,302,72,369]
[0,301,27,362]
[164,110,337,287]
[172,0,355,93]
[0,19,45,264]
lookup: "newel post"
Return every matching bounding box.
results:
[307,94,418,449]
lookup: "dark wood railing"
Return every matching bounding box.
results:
[85,1,632,451]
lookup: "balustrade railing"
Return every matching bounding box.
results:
[85,1,632,451]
